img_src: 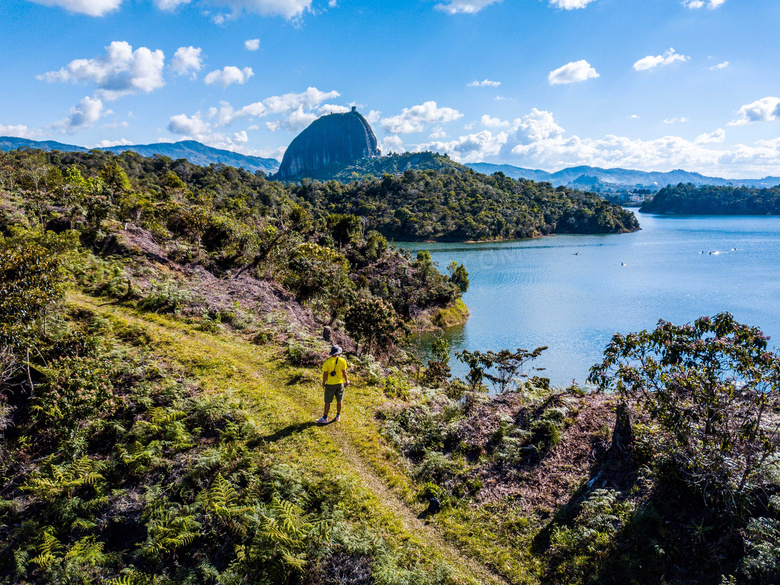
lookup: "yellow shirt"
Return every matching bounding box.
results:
[322,356,348,385]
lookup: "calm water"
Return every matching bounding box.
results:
[403,213,780,387]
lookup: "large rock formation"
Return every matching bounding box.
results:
[277,107,380,180]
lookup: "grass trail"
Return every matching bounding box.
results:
[76,294,511,585]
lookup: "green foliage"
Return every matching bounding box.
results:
[642,182,780,215]
[589,313,780,512]
[0,228,78,348]
[33,355,122,450]
[345,297,401,355]
[447,261,469,293]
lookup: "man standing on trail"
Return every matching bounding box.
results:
[318,345,349,424]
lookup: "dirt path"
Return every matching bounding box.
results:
[329,425,511,585]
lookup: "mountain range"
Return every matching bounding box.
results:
[2,135,779,190]
[0,136,279,174]
[466,162,780,190]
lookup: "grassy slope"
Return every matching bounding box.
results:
[69,292,511,585]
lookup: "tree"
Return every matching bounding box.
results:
[588,313,780,510]
[447,261,469,293]
[344,297,401,356]
[482,346,547,393]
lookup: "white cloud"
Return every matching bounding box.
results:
[548,60,599,85]
[204,66,254,87]
[39,41,165,101]
[379,135,405,154]
[318,104,351,115]
[94,138,133,147]
[245,39,260,51]
[205,0,311,19]
[28,0,122,16]
[419,130,508,163]
[380,101,463,134]
[366,110,381,124]
[169,112,211,135]
[167,111,264,152]
[549,0,597,9]
[695,128,725,144]
[429,127,447,140]
[513,108,565,142]
[171,46,203,79]
[468,79,501,87]
[729,97,780,126]
[547,59,599,85]
[629,114,640,119]
[684,0,727,9]
[633,48,689,71]
[265,106,317,132]
[263,87,340,114]
[434,0,501,14]
[481,114,510,128]
[154,0,191,9]
[0,123,39,139]
[57,96,107,132]
[663,116,689,124]
[709,61,729,70]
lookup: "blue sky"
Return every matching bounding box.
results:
[2,0,779,178]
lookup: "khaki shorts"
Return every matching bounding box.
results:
[324,383,344,404]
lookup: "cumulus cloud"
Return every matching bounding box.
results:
[318,104,351,115]
[419,130,507,163]
[366,110,381,124]
[167,111,263,152]
[549,0,597,9]
[434,0,501,14]
[202,87,342,135]
[684,0,727,9]
[39,41,165,101]
[663,117,689,124]
[429,127,447,140]
[205,0,311,19]
[0,123,38,139]
[468,79,501,87]
[633,48,689,71]
[481,114,510,128]
[729,97,780,126]
[171,46,203,79]
[548,60,599,85]
[379,135,405,154]
[94,138,133,147]
[169,112,211,135]
[709,61,729,70]
[695,128,725,144]
[28,0,122,16]
[154,0,191,9]
[245,39,260,51]
[392,106,780,177]
[204,66,254,87]
[380,101,463,134]
[57,96,107,133]
[265,106,317,132]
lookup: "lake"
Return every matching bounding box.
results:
[403,213,780,388]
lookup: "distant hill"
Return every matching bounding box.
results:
[467,162,780,191]
[276,108,379,180]
[0,136,279,174]
[640,183,780,215]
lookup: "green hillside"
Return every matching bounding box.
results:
[2,148,779,585]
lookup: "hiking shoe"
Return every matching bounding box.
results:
[316,416,328,424]
[333,414,341,422]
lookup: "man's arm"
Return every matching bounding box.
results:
[343,359,349,386]
[322,370,328,386]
